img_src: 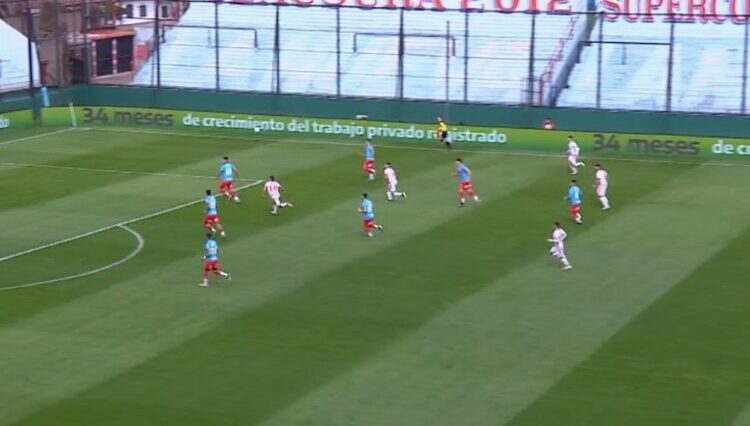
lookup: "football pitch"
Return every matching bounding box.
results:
[2,125,750,426]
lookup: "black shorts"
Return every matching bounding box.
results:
[438,130,448,141]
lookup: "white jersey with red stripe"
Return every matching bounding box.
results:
[264,180,282,198]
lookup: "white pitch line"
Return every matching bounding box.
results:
[0,127,77,146]
[0,179,263,265]
[0,225,145,292]
[89,126,750,169]
[0,161,258,182]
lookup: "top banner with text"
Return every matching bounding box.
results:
[222,0,750,25]
[8,106,750,160]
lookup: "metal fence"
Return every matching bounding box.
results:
[0,0,748,114]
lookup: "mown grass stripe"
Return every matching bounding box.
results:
[257,165,750,426]
[0,148,367,327]
[93,126,750,169]
[0,153,548,426]
[507,223,750,426]
[6,157,655,426]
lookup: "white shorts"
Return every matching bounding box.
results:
[387,180,398,192]
[568,155,578,165]
[596,184,608,197]
[270,194,281,206]
[550,244,565,258]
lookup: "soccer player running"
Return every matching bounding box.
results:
[594,163,611,210]
[565,179,583,224]
[358,193,384,237]
[548,221,573,271]
[567,135,585,175]
[200,232,231,287]
[263,175,294,215]
[436,115,451,149]
[204,189,226,237]
[383,162,407,201]
[363,139,376,181]
[454,158,480,207]
[218,156,241,203]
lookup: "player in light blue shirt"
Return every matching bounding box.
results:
[454,158,480,207]
[217,156,240,203]
[565,180,583,224]
[358,193,383,237]
[201,232,230,287]
[203,189,226,237]
[363,139,376,181]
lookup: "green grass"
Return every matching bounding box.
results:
[1,126,750,426]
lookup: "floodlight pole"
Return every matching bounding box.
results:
[741,16,749,114]
[214,1,220,91]
[25,0,40,122]
[154,0,161,87]
[336,6,341,97]
[396,8,404,99]
[596,12,603,108]
[527,12,536,105]
[26,0,35,95]
[444,19,450,118]
[463,12,469,102]
[665,20,675,112]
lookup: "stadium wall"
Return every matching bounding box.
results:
[1,86,749,160]
[62,86,750,139]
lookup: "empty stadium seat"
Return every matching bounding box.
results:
[558,19,747,113]
[134,2,587,105]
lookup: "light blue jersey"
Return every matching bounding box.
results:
[219,162,235,181]
[456,163,470,182]
[364,144,375,161]
[205,239,218,261]
[568,185,582,205]
[205,195,218,215]
[361,198,374,220]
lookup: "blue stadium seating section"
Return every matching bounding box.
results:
[133,2,581,104]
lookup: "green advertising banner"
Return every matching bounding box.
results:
[0,110,35,130]
[36,105,750,160]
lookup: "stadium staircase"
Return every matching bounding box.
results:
[558,19,746,112]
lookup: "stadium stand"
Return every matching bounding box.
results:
[133,2,588,104]
[558,19,747,113]
[0,18,40,92]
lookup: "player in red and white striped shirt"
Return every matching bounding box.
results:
[263,175,294,215]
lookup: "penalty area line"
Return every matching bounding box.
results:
[0,179,264,268]
[0,225,145,292]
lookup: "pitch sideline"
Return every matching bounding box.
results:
[0,128,77,146]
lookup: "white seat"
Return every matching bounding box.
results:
[135,2,589,104]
